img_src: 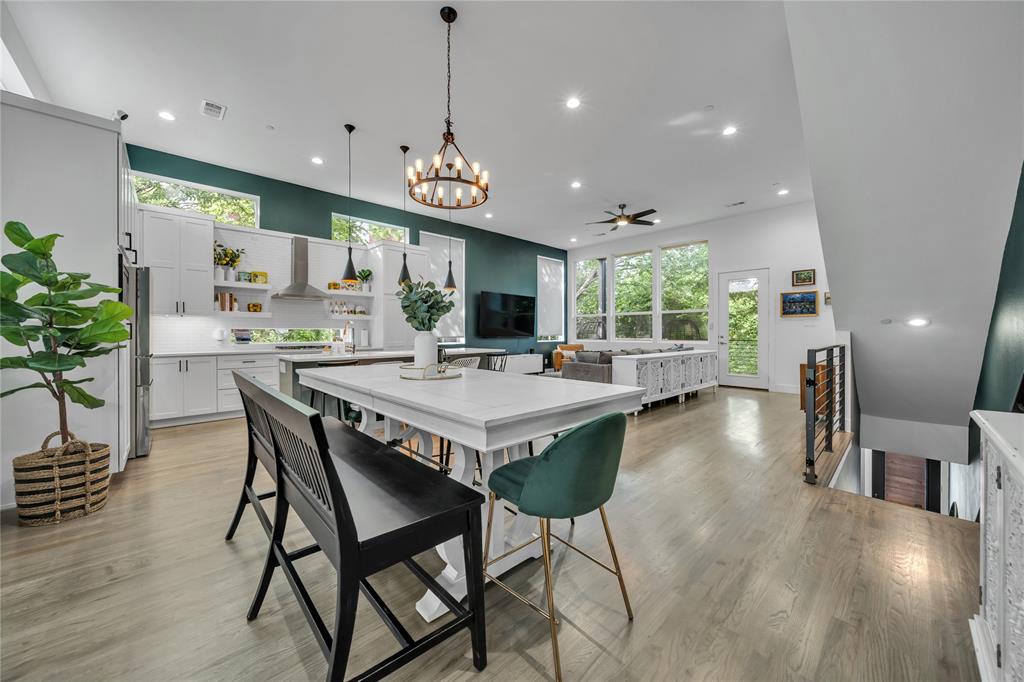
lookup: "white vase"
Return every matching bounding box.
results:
[225,267,237,282]
[214,268,225,282]
[414,330,438,376]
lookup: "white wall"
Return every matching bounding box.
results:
[1,95,121,507]
[785,1,1024,462]
[567,201,836,393]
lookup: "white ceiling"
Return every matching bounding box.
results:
[786,2,1023,448]
[7,1,812,248]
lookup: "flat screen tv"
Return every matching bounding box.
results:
[478,291,536,338]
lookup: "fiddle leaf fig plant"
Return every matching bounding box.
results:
[396,279,454,332]
[0,221,132,444]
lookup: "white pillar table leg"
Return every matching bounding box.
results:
[415,440,542,622]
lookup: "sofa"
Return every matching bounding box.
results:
[561,345,694,383]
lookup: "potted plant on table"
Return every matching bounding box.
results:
[396,280,454,376]
[356,268,373,293]
[1,221,131,525]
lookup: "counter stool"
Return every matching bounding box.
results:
[237,373,487,681]
[482,412,633,682]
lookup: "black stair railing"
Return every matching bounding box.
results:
[804,344,846,484]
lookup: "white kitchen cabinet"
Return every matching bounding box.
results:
[151,355,217,421]
[215,354,280,415]
[151,357,184,420]
[182,357,217,416]
[381,295,415,350]
[141,207,213,315]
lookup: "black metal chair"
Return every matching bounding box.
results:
[234,372,487,681]
[224,382,277,540]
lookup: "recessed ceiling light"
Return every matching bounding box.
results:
[570,237,577,243]
[722,125,737,136]
[485,213,493,219]
[653,219,661,224]
[777,188,790,196]
[570,180,582,189]
[158,111,176,121]
[566,97,581,109]
[311,156,324,165]
[907,317,930,327]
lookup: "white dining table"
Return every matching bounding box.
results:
[297,364,644,622]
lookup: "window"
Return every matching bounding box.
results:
[536,257,565,342]
[574,258,607,340]
[331,214,408,245]
[246,329,335,344]
[613,251,653,339]
[132,173,258,227]
[419,231,465,344]
[660,241,709,341]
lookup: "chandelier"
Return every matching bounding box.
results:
[408,6,489,210]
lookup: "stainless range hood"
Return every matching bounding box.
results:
[271,236,330,300]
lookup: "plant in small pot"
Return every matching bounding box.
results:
[1,221,131,526]
[396,279,454,376]
[356,268,373,293]
[214,241,245,282]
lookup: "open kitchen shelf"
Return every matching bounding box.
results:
[215,281,272,291]
[216,311,273,318]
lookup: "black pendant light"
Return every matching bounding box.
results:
[398,145,412,286]
[341,123,359,284]
[443,209,457,292]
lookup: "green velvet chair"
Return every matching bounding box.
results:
[483,412,633,682]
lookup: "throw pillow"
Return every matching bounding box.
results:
[561,350,577,360]
[576,351,601,364]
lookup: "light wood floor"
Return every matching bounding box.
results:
[1,388,980,681]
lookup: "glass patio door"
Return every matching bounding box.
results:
[716,269,769,389]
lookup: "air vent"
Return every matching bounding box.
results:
[726,201,746,207]
[200,100,226,120]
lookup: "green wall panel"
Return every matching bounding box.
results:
[127,145,566,357]
[970,162,1024,460]
[974,162,1024,411]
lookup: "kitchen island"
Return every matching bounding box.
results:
[277,347,505,399]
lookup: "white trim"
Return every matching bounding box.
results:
[132,170,261,227]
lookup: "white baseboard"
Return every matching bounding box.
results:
[771,382,800,394]
[151,411,243,429]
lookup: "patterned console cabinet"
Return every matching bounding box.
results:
[612,350,718,409]
[969,410,1023,682]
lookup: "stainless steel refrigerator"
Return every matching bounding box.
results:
[120,249,151,458]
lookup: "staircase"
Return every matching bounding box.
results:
[802,343,854,486]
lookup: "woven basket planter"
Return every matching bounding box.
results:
[12,432,110,526]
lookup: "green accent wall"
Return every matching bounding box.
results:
[127,144,566,357]
[971,161,1024,458]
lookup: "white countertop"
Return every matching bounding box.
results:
[152,346,323,358]
[297,364,643,430]
[277,347,505,363]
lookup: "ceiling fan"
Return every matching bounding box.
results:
[587,203,657,235]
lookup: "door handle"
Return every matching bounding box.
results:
[182,301,186,315]
[185,359,189,371]
[178,360,182,372]
[175,301,179,314]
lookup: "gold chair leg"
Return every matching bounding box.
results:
[599,506,634,621]
[540,518,563,682]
